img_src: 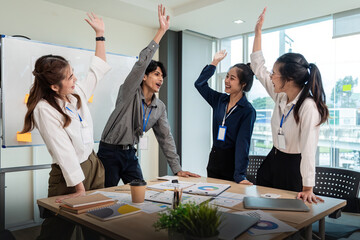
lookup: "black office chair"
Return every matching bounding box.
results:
[312,166,360,240]
[313,166,360,213]
[247,155,266,184]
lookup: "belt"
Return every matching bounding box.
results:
[100,141,134,150]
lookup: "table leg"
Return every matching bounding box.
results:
[304,225,312,240]
[319,218,325,239]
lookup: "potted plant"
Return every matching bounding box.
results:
[153,202,222,240]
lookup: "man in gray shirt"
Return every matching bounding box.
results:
[98,5,199,187]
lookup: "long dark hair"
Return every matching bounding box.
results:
[276,53,329,125]
[21,55,81,133]
[231,63,254,92]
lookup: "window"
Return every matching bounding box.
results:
[219,17,360,171]
[219,37,243,91]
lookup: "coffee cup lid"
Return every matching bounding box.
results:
[130,179,147,186]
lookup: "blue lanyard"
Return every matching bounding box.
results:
[280,104,294,128]
[142,102,153,132]
[66,106,83,122]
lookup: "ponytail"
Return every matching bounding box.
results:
[277,53,329,125]
[231,63,255,92]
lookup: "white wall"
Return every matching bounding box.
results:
[0,0,159,229]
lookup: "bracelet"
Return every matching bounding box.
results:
[96,36,105,41]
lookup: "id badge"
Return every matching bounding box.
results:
[139,135,148,150]
[81,127,92,144]
[217,125,227,141]
[278,133,286,150]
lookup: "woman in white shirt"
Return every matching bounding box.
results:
[250,8,329,203]
[21,13,111,240]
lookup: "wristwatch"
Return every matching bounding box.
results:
[96,36,105,41]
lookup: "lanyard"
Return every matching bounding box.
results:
[222,104,237,126]
[279,104,294,129]
[142,102,153,132]
[66,106,82,122]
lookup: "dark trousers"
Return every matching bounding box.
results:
[207,146,235,181]
[98,141,143,187]
[256,146,302,192]
[37,151,105,240]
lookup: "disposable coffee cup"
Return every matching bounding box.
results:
[130,179,147,203]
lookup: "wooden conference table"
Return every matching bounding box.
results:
[37,177,346,240]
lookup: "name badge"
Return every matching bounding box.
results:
[81,127,92,144]
[278,133,286,150]
[81,120,88,128]
[217,125,227,141]
[139,135,148,150]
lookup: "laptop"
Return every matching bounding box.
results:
[218,212,259,240]
[243,196,310,212]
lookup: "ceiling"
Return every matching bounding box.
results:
[45,0,360,39]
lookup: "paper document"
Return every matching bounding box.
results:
[234,210,297,235]
[145,190,211,205]
[211,192,245,207]
[156,175,179,181]
[183,182,231,196]
[91,191,169,214]
[147,181,195,191]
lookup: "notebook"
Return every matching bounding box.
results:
[243,197,310,212]
[60,201,116,214]
[62,193,114,208]
[86,203,141,221]
[218,212,259,240]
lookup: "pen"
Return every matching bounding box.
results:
[115,188,130,191]
[179,188,183,202]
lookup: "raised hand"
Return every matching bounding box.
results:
[211,50,227,66]
[153,4,170,44]
[158,4,170,32]
[255,7,266,34]
[85,12,105,37]
[253,7,266,52]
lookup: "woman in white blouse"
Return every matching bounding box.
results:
[21,13,111,239]
[250,8,329,203]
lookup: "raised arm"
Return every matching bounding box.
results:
[74,13,111,102]
[153,4,170,44]
[194,50,227,108]
[115,5,169,105]
[250,8,278,101]
[85,12,106,62]
[211,50,227,67]
[253,7,266,53]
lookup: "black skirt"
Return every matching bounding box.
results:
[207,146,235,181]
[256,146,302,192]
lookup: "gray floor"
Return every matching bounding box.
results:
[326,212,360,227]
[10,224,82,240]
[11,225,41,240]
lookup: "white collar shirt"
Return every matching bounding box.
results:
[33,56,111,187]
[251,51,320,187]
